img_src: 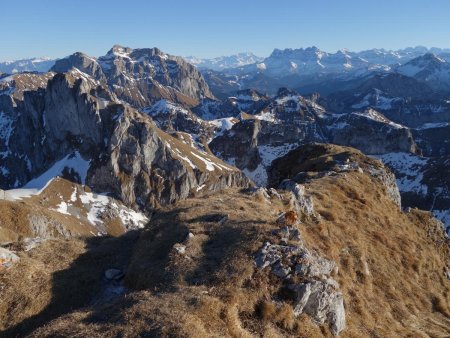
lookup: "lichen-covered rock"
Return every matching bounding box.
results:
[255,225,345,335]
[255,241,345,335]
[291,279,345,335]
[279,181,315,216]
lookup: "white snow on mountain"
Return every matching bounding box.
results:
[377,152,428,195]
[0,58,55,74]
[396,53,450,89]
[3,152,90,201]
[142,99,189,116]
[184,53,264,70]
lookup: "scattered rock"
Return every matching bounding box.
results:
[173,243,187,254]
[280,180,315,216]
[104,268,124,280]
[218,215,228,225]
[0,247,20,269]
[22,237,46,251]
[268,188,282,199]
[255,240,345,335]
[253,187,271,202]
[290,279,346,335]
[294,252,336,279]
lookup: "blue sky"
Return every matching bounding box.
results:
[1,0,450,60]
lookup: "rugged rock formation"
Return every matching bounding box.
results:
[397,53,450,91]
[51,52,107,83]
[209,89,327,185]
[377,152,450,231]
[88,107,249,210]
[322,73,450,128]
[322,108,419,155]
[209,89,415,186]
[0,63,249,212]
[194,88,270,119]
[141,99,215,141]
[51,45,215,108]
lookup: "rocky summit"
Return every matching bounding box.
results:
[0,38,449,338]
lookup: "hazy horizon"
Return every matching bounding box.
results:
[2,0,450,61]
[2,44,450,63]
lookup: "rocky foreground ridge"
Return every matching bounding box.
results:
[0,144,449,337]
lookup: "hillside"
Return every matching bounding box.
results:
[1,144,448,337]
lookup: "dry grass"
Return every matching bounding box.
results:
[0,145,449,337]
[0,178,141,244]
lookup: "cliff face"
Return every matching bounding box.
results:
[88,108,249,210]
[50,45,215,108]
[0,65,248,212]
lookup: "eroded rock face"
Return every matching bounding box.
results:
[141,99,215,141]
[88,108,250,210]
[0,65,249,212]
[0,72,117,188]
[322,109,419,155]
[51,45,215,108]
[255,241,345,335]
[51,52,107,83]
[291,280,345,336]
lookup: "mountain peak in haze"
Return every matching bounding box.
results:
[184,52,264,70]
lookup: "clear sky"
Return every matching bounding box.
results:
[1,0,450,61]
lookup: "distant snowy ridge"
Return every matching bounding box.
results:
[0,57,56,74]
[184,52,264,70]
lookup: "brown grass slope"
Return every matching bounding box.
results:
[0,178,139,244]
[0,144,449,337]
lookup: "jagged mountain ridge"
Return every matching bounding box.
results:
[50,45,215,108]
[1,45,449,230]
[184,52,264,70]
[195,47,450,97]
[0,54,249,215]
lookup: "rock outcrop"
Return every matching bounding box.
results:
[255,241,345,335]
[322,108,419,155]
[268,143,402,208]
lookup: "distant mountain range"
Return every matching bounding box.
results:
[184,52,264,70]
[0,57,56,74]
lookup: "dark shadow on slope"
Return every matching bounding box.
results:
[123,208,191,292]
[0,230,141,338]
[1,204,265,336]
[186,223,247,286]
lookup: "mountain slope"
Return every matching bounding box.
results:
[397,53,450,90]
[50,45,215,108]
[1,144,448,337]
[0,60,249,214]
